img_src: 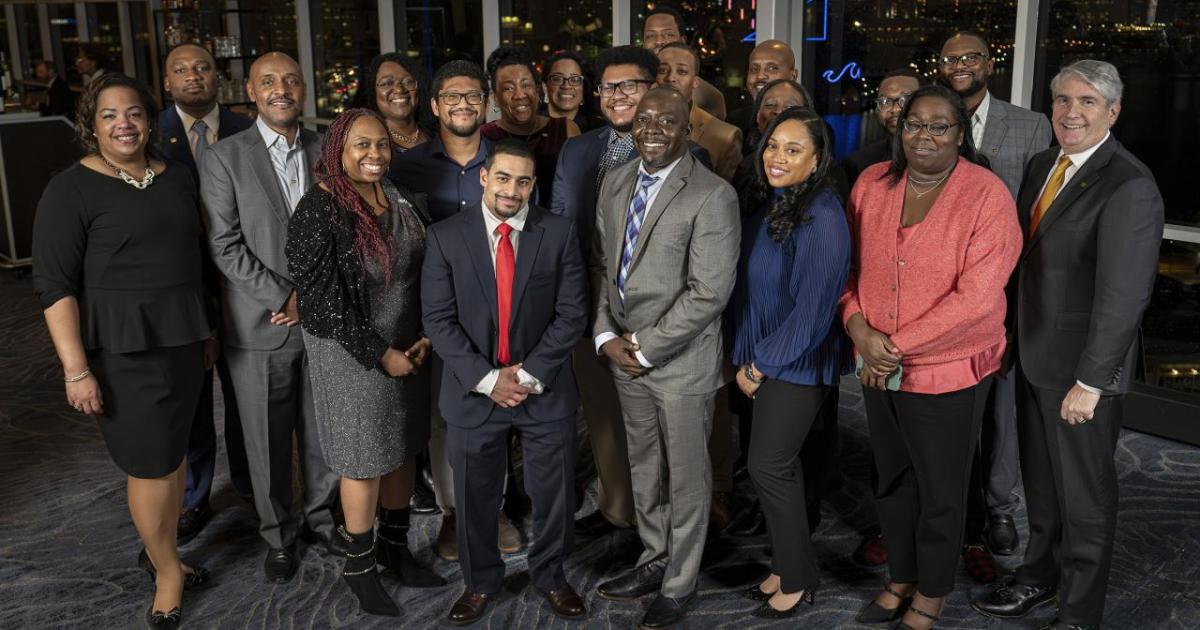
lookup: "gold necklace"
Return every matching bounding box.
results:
[907,170,951,198]
[389,127,423,145]
[101,155,155,189]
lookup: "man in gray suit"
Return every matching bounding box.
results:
[939,31,1053,560]
[591,87,740,629]
[200,52,339,583]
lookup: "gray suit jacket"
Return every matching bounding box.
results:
[200,124,323,350]
[591,153,740,394]
[976,96,1053,199]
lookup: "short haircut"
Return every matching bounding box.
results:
[645,4,686,31]
[355,52,432,132]
[1051,59,1123,105]
[542,50,590,84]
[34,59,54,73]
[658,41,699,72]
[484,138,536,171]
[944,30,991,54]
[431,60,489,99]
[881,68,926,86]
[163,42,215,68]
[594,45,661,84]
[486,46,540,90]
[74,73,161,158]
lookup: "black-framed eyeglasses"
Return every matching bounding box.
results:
[939,52,988,68]
[377,77,418,91]
[874,94,911,109]
[597,79,654,97]
[437,91,485,105]
[900,120,960,136]
[547,74,584,87]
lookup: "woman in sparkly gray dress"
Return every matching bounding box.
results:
[286,109,444,617]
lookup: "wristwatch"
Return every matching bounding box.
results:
[743,364,764,385]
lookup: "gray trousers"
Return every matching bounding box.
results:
[224,335,339,549]
[613,374,715,598]
[984,370,1022,513]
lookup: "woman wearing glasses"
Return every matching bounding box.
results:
[839,85,1022,630]
[359,53,431,154]
[542,50,604,132]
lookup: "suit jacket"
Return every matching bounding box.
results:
[200,124,323,350]
[158,104,254,182]
[977,96,1052,199]
[690,105,743,181]
[421,204,587,428]
[40,76,75,117]
[1014,136,1164,394]
[693,77,727,121]
[592,153,741,394]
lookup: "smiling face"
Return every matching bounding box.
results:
[494,63,539,127]
[480,152,536,219]
[431,75,487,137]
[599,64,652,132]
[633,89,690,171]
[656,47,698,102]
[762,118,820,188]
[545,58,584,114]
[1051,75,1120,155]
[876,75,920,134]
[341,115,391,185]
[939,35,993,99]
[746,43,797,99]
[642,13,683,52]
[374,61,418,124]
[756,82,807,132]
[94,86,150,162]
[901,95,963,176]
[164,45,218,112]
[247,53,304,132]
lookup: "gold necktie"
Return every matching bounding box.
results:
[1029,155,1072,237]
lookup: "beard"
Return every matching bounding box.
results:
[444,115,481,138]
[946,75,987,99]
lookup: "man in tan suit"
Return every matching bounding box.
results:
[656,42,743,181]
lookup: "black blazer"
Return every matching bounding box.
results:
[40,76,75,117]
[421,204,587,429]
[1013,136,1164,394]
[158,104,254,182]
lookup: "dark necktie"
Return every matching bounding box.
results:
[495,223,515,365]
[192,119,210,159]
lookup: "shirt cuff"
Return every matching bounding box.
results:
[594,332,618,355]
[473,369,501,396]
[1075,380,1102,395]
[631,332,653,368]
[517,368,545,394]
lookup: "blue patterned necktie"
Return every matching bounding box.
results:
[595,131,637,199]
[618,173,660,301]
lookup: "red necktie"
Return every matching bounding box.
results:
[495,223,514,365]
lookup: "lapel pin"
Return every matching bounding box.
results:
[169,137,178,144]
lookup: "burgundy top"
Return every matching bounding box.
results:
[481,116,570,204]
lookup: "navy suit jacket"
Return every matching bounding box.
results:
[158,104,254,182]
[421,204,587,429]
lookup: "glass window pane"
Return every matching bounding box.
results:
[48,5,83,85]
[15,6,44,76]
[128,3,154,86]
[396,0,484,81]
[1142,238,1200,395]
[498,0,611,62]
[1032,1,1200,227]
[84,4,122,75]
[311,0,379,118]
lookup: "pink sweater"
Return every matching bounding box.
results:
[839,158,1022,368]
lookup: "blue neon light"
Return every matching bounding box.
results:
[822,61,862,84]
[806,0,830,42]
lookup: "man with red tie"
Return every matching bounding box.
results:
[421,139,589,625]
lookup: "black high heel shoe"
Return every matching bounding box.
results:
[895,604,940,630]
[856,584,913,623]
[144,605,182,629]
[740,583,776,602]
[752,589,815,619]
[138,548,210,589]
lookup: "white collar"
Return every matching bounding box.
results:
[1059,132,1111,168]
[637,154,684,182]
[256,115,300,150]
[481,200,530,235]
[176,104,220,135]
[973,91,992,124]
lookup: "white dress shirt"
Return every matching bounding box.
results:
[256,116,309,214]
[176,104,220,158]
[473,201,547,397]
[970,91,992,149]
[592,154,686,368]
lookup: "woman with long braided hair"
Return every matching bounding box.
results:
[286,108,445,616]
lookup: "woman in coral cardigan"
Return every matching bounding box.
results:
[839,85,1022,630]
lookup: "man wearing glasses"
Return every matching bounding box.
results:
[843,69,924,187]
[937,31,1053,575]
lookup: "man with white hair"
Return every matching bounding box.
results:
[971,60,1164,630]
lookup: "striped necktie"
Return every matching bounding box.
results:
[618,173,660,301]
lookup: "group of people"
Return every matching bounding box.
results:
[31,4,1163,629]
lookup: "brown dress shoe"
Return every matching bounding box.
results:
[539,585,587,619]
[436,509,458,561]
[498,512,525,554]
[709,492,733,531]
[447,590,494,626]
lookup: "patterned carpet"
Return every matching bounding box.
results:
[2,270,1199,630]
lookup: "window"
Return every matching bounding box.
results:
[310,0,379,118]
[14,6,43,76]
[395,1,484,86]
[1142,238,1200,398]
[83,4,123,75]
[498,0,611,62]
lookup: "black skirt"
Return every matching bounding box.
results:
[88,342,205,478]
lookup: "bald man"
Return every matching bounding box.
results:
[201,52,339,583]
[726,40,798,136]
[641,5,727,120]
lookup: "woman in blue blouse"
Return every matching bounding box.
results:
[731,106,853,618]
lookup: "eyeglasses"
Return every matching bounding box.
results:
[547,74,584,87]
[939,52,988,68]
[900,120,960,136]
[377,77,418,91]
[597,79,654,97]
[437,91,485,105]
[874,94,911,109]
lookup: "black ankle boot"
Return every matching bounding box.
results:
[339,526,401,616]
[377,507,446,588]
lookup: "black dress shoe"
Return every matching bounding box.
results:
[752,589,814,619]
[447,590,495,626]
[539,585,587,619]
[726,501,766,537]
[1037,619,1098,630]
[574,511,618,538]
[740,583,774,602]
[985,513,1020,555]
[855,584,912,624]
[176,504,212,545]
[638,592,695,629]
[301,528,345,557]
[597,557,667,600]
[144,605,181,629]
[409,479,440,515]
[263,545,298,583]
[137,549,210,589]
[971,579,1056,619]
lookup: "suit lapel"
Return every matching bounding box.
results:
[629,155,691,268]
[246,132,292,226]
[1023,138,1118,256]
[461,207,499,330]
[509,209,544,323]
[608,162,639,279]
[980,101,1009,161]
[160,107,195,172]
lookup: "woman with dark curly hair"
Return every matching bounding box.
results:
[541,49,603,132]
[286,107,445,617]
[729,106,853,619]
[358,52,431,154]
[33,73,214,629]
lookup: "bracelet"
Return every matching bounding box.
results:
[64,369,92,383]
[743,364,764,385]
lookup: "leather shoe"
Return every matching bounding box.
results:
[597,557,668,600]
[726,500,766,537]
[972,578,1056,618]
[498,512,524,554]
[574,511,618,538]
[709,491,733,531]
[854,532,888,566]
[962,543,998,583]
[447,590,495,626]
[638,592,695,629]
[144,605,182,629]
[539,585,587,619]
[436,509,458,561]
[263,545,298,583]
[176,504,212,545]
[410,477,440,515]
[301,527,345,557]
[985,513,1020,555]
[1038,619,1098,630]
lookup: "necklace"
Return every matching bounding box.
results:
[389,127,423,146]
[100,155,155,189]
[907,170,951,198]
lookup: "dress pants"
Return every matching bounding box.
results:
[749,380,832,593]
[614,373,715,598]
[1014,369,1122,627]
[863,377,990,597]
[573,339,635,527]
[965,368,1022,538]
[184,355,252,511]
[427,354,456,509]
[224,335,339,549]
[708,384,735,494]
[447,407,575,594]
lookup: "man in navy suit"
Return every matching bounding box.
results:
[158,42,255,543]
[422,139,588,625]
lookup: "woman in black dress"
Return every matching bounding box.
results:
[33,73,213,629]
